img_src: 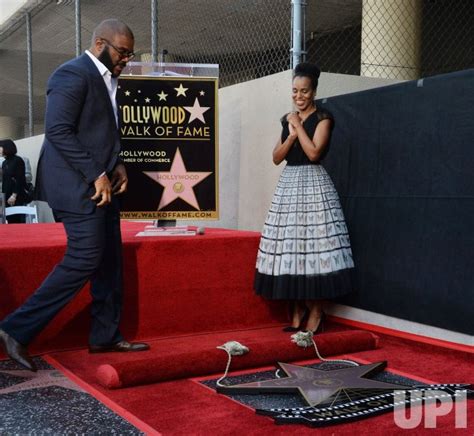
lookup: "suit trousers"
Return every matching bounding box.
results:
[0,197,124,346]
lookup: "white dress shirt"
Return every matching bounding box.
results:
[85,50,118,127]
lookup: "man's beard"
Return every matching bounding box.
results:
[98,46,122,77]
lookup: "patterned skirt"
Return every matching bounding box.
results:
[254,164,354,300]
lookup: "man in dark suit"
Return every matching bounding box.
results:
[0,19,149,371]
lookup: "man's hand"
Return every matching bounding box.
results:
[110,163,128,195]
[91,174,112,207]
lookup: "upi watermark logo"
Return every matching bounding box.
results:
[393,388,468,429]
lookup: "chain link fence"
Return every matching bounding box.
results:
[308,0,474,79]
[0,0,472,138]
[155,0,291,87]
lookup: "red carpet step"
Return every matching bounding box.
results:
[0,223,288,354]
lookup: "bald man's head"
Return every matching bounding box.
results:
[91,19,134,45]
[90,19,135,77]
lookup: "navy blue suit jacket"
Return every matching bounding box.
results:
[37,53,122,214]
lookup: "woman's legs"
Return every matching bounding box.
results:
[289,301,307,328]
[284,300,324,332]
[305,300,324,332]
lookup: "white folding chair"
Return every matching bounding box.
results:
[5,204,39,223]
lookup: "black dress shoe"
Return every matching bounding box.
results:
[89,340,150,354]
[0,329,37,372]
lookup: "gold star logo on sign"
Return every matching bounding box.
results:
[157,91,168,101]
[174,83,188,97]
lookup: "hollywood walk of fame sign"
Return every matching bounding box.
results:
[217,361,473,427]
[117,71,218,220]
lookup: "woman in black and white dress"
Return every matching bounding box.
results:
[254,63,354,333]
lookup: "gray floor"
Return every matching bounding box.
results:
[0,357,142,435]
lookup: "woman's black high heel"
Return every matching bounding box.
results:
[282,308,309,332]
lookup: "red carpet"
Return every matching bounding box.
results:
[1,223,472,434]
[48,328,473,435]
[89,329,377,388]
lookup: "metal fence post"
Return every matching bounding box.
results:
[26,11,33,137]
[291,0,306,68]
[151,0,158,62]
[75,0,81,57]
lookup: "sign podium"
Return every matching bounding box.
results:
[118,63,219,221]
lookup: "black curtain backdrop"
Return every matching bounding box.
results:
[319,69,474,335]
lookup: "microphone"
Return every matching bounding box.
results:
[196,227,205,235]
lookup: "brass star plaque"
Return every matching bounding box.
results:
[217,361,407,406]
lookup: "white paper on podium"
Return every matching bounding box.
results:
[135,226,197,237]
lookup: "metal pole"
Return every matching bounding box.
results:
[75,0,81,56]
[151,0,158,62]
[291,0,306,68]
[26,12,33,137]
[152,0,173,227]
[159,49,168,63]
